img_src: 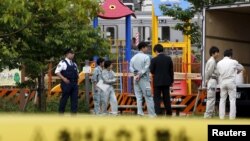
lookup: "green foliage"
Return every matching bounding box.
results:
[160,5,201,46]
[78,99,91,113]
[0,0,110,111]
[25,97,60,113]
[160,6,195,22]
[0,0,110,77]
[160,0,239,47]
[0,99,20,112]
[0,0,110,112]
[24,97,89,113]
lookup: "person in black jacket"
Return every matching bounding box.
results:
[150,44,173,116]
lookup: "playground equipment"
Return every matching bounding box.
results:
[50,72,86,93]
[94,0,135,62]
[49,0,195,113]
[152,0,193,95]
[95,0,136,92]
[0,1,204,115]
[47,0,202,114]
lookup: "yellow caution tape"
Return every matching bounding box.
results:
[0,115,249,141]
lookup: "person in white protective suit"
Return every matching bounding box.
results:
[204,46,220,118]
[101,60,118,115]
[92,58,105,115]
[217,49,243,120]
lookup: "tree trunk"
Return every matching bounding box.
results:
[37,71,46,112]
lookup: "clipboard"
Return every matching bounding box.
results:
[96,80,110,91]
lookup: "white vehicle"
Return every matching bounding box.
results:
[202,2,250,117]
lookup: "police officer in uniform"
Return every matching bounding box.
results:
[129,42,156,117]
[55,48,79,114]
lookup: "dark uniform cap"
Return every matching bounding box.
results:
[64,48,74,55]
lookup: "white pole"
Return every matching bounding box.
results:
[201,7,206,88]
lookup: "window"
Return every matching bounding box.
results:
[132,26,151,42]
[106,27,115,39]
[162,26,170,41]
[106,26,116,45]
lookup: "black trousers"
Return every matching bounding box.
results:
[59,82,78,113]
[153,86,172,115]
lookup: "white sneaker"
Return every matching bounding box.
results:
[137,114,144,117]
[220,117,225,120]
[109,112,119,116]
[148,114,157,118]
[204,116,212,119]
